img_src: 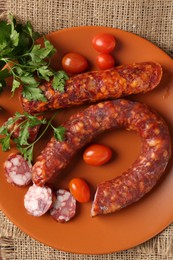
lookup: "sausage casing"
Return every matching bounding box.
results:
[21,62,162,114]
[32,99,171,215]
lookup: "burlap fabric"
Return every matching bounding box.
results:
[0,0,173,259]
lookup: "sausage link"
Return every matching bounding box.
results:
[32,99,171,216]
[21,62,162,114]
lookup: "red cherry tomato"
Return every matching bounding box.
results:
[62,52,88,74]
[96,53,115,70]
[83,144,112,166]
[92,33,116,53]
[69,178,90,203]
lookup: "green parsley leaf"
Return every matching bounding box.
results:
[0,136,11,151]
[53,126,66,141]
[0,110,66,163]
[18,121,30,146]
[52,70,69,92]
[11,79,20,94]
[13,111,24,120]
[44,38,56,58]
[0,15,68,101]
[22,85,47,101]
[16,145,33,163]
[29,44,43,63]
[23,112,47,126]
[24,146,33,163]
[0,21,11,53]
[9,15,19,47]
[0,16,22,58]
[20,73,38,85]
[13,65,24,76]
[10,29,19,47]
[29,40,55,63]
[0,124,8,135]
[37,66,53,81]
[25,21,33,38]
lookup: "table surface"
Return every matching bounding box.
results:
[0,1,173,259]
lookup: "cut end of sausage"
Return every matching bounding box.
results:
[91,194,98,217]
[24,184,53,217]
[90,188,106,217]
[4,153,32,186]
[90,186,118,217]
[50,189,76,223]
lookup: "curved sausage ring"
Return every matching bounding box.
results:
[32,99,171,216]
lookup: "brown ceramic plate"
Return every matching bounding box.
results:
[0,26,173,254]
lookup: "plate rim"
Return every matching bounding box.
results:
[0,25,173,255]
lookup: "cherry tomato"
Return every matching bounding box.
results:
[92,33,116,53]
[96,53,115,70]
[62,52,88,74]
[83,144,112,166]
[69,178,90,203]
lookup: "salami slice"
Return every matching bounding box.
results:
[4,153,32,186]
[24,184,53,216]
[50,189,76,223]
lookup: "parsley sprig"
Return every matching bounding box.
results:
[0,15,68,100]
[0,112,66,163]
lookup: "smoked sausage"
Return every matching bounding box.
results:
[21,62,162,114]
[32,99,171,215]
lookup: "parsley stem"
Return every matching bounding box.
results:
[10,118,28,135]
[0,59,20,80]
[1,58,43,71]
[11,61,40,70]
[25,111,58,149]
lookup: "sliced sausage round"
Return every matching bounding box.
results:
[24,184,53,217]
[50,189,76,223]
[4,153,32,186]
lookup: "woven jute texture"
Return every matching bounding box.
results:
[0,0,173,259]
[2,0,173,58]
